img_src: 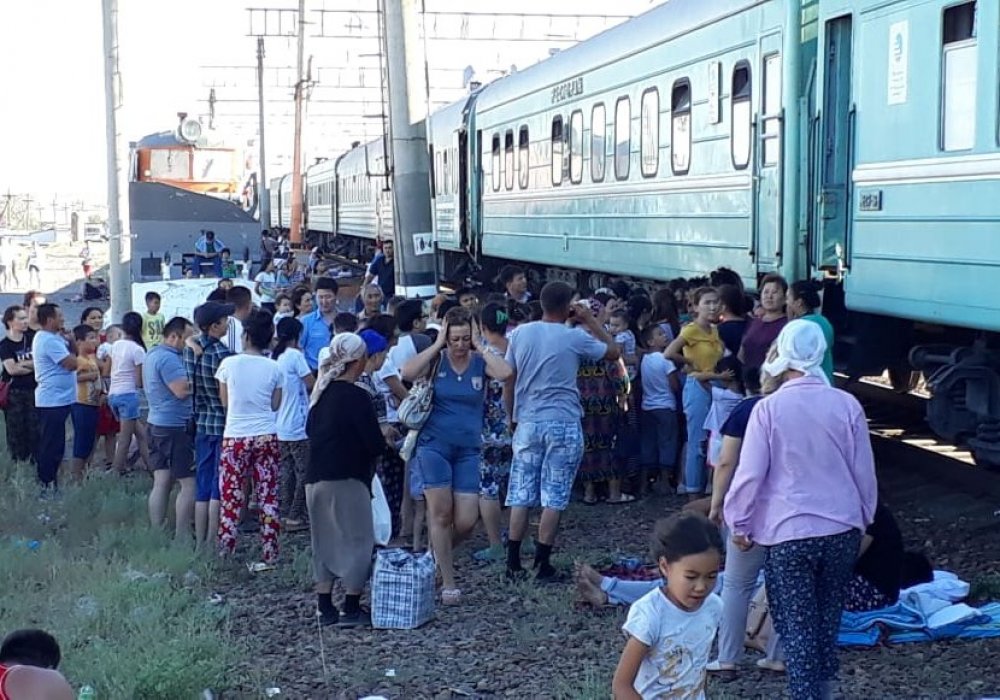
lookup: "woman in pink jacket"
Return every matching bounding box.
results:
[724,320,878,700]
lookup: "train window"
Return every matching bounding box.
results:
[551,116,564,186]
[570,110,584,184]
[452,147,458,194]
[731,62,752,170]
[615,97,630,180]
[640,88,659,177]
[941,2,977,151]
[518,126,529,189]
[492,133,501,192]
[504,130,515,190]
[591,103,606,182]
[762,54,782,166]
[671,80,691,175]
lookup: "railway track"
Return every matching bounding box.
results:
[847,377,1000,533]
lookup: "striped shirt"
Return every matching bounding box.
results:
[184,334,233,436]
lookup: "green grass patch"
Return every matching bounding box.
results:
[0,459,254,698]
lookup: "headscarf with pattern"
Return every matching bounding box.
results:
[310,332,367,407]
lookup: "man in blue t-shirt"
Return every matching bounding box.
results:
[299,277,341,371]
[31,303,78,492]
[503,281,619,581]
[194,230,226,277]
[144,316,195,540]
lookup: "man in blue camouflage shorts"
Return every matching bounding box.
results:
[503,281,619,581]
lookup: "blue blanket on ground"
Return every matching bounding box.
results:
[839,602,1000,646]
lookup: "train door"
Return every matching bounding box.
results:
[754,33,784,271]
[474,129,484,255]
[815,15,854,272]
[457,129,469,248]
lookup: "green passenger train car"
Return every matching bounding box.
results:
[274,0,1000,466]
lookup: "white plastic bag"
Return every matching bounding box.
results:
[372,475,392,546]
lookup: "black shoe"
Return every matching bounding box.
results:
[505,567,529,582]
[317,609,339,627]
[534,566,569,584]
[336,610,371,628]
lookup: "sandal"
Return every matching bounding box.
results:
[606,493,637,505]
[756,658,786,673]
[441,588,462,605]
[706,660,739,673]
[283,519,309,533]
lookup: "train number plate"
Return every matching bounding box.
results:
[859,190,883,212]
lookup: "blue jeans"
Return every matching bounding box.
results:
[194,433,223,502]
[681,378,711,493]
[108,392,140,421]
[414,436,481,494]
[600,574,723,606]
[37,405,70,486]
[640,408,678,468]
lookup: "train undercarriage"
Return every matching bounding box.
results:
[439,247,1000,471]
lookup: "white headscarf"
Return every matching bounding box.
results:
[761,319,830,386]
[310,332,367,408]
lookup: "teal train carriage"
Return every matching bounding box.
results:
[330,136,394,260]
[305,157,337,238]
[467,0,815,293]
[811,0,1000,466]
[272,0,1000,465]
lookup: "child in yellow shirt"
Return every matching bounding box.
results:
[142,291,165,347]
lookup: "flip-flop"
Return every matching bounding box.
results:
[441,588,462,605]
[606,494,637,505]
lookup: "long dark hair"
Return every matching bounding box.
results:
[121,312,146,350]
[651,287,680,339]
[80,306,103,325]
[273,316,303,360]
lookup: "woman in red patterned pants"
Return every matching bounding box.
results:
[215,310,284,563]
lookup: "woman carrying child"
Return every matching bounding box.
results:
[577,300,633,505]
[665,287,729,499]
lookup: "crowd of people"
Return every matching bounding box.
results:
[1,239,929,699]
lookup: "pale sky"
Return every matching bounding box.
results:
[0,0,666,206]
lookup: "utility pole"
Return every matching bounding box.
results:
[289,0,306,245]
[102,0,132,317]
[381,0,436,297]
[257,36,270,229]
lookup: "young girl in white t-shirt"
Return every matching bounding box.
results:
[271,317,315,533]
[612,512,724,700]
[215,309,283,564]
